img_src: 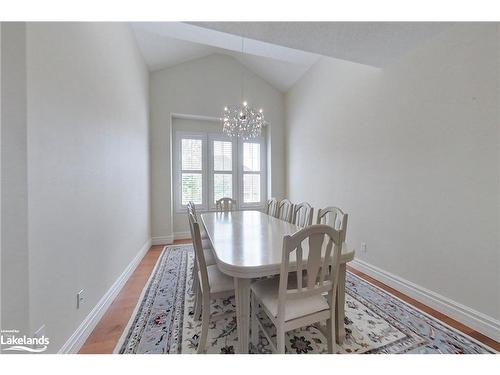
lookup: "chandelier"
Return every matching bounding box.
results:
[222,38,264,140]
[222,102,264,140]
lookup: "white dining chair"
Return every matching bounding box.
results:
[187,202,215,255]
[265,197,278,217]
[250,224,343,354]
[187,203,217,321]
[316,206,348,242]
[188,201,210,241]
[215,197,237,212]
[316,206,349,345]
[188,212,235,353]
[277,199,294,222]
[292,202,314,227]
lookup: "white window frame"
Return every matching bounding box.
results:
[174,130,267,213]
[238,136,267,209]
[174,131,208,212]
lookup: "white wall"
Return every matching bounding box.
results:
[150,54,285,242]
[286,23,499,324]
[25,23,150,352]
[0,21,2,333]
[1,23,30,335]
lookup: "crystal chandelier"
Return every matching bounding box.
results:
[222,38,264,140]
[222,102,264,140]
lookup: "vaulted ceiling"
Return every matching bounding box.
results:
[130,22,320,92]
[189,22,456,68]
[131,22,455,92]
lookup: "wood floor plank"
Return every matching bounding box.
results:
[79,241,499,353]
[79,243,167,354]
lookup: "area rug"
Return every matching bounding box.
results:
[115,245,496,354]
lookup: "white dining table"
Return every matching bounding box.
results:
[200,210,355,353]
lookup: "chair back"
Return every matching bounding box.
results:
[266,198,278,217]
[316,206,348,242]
[188,201,197,217]
[292,202,314,227]
[215,197,236,212]
[277,199,294,222]
[187,212,210,293]
[278,225,343,318]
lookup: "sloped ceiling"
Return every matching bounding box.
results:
[132,27,215,71]
[189,22,456,68]
[131,22,455,92]
[130,22,321,92]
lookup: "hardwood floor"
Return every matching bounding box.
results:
[79,240,191,354]
[79,240,499,353]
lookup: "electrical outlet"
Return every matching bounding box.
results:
[361,242,367,253]
[77,289,85,309]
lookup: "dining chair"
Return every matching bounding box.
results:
[250,224,343,353]
[187,203,217,321]
[316,206,348,242]
[265,197,278,217]
[277,199,294,222]
[187,202,215,265]
[215,197,236,212]
[292,202,314,227]
[188,201,210,241]
[188,212,235,353]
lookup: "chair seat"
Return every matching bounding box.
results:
[206,265,234,294]
[203,248,216,266]
[251,277,329,322]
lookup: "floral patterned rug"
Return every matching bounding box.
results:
[116,245,496,354]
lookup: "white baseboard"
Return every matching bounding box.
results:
[151,232,190,245]
[174,231,190,240]
[58,238,152,353]
[351,258,500,342]
[151,235,174,245]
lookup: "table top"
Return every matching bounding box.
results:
[200,210,355,278]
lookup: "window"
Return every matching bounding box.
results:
[175,132,207,210]
[211,138,234,204]
[181,139,203,205]
[241,142,262,204]
[243,174,260,203]
[174,129,266,212]
[181,173,202,205]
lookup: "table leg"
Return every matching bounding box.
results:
[234,277,251,354]
[335,263,347,344]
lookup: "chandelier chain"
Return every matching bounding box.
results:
[221,37,264,140]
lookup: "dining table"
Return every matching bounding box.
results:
[200,210,355,354]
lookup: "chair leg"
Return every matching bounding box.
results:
[192,268,199,312]
[192,259,200,314]
[197,294,210,354]
[276,326,286,354]
[250,293,259,348]
[192,263,202,320]
[191,258,198,286]
[326,318,337,354]
[194,280,202,320]
[327,288,338,354]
